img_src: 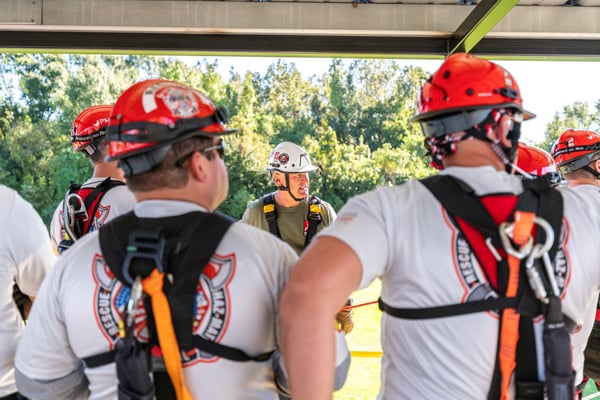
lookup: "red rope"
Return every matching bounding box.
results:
[341,300,378,311]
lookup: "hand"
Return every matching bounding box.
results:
[335,298,355,335]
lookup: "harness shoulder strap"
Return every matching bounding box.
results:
[421,175,503,247]
[86,211,269,369]
[304,195,322,248]
[81,178,126,234]
[262,193,280,238]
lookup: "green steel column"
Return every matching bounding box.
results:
[448,0,519,55]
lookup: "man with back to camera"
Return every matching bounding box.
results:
[15,79,349,400]
[280,53,600,399]
[49,104,136,255]
[551,128,600,397]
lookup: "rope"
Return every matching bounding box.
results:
[341,300,378,311]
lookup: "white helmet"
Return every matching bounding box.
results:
[267,142,318,173]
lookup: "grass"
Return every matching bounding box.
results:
[334,280,382,400]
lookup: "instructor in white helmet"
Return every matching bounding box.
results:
[241,141,354,335]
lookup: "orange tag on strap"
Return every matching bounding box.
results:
[499,211,535,400]
[142,269,192,400]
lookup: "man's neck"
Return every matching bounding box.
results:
[567,178,600,188]
[92,162,125,181]
[274,190,303,208]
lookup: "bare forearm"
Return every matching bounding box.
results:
[280,287,338,399]
[279,236,361,399]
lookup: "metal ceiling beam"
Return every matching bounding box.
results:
[448,0,518,55]
[2,30,600,60]
[2,0,600,59]
[0,30,449,56]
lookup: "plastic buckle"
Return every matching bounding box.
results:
[122,229,166,286]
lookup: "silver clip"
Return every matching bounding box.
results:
[524,244,549,303]
[125,276,143,330]
[499,222,533,260]
[485,238,502,261]
[63,193,89,242]
[542,252,560,297]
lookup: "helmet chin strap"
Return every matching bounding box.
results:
[462,110,522,173]
[582,165,600,179]
[276,174,306,202]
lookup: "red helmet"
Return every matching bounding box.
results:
[414,53,535,129]
[106,79,236,176]
[71,104,113,155]
[551,129,600,173]
[516,142,557,177]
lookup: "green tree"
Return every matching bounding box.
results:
[537,101,600,152]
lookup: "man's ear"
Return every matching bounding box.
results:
[594,159,600,173]
[493,115,513,147]
[272,171,283,186]
[188,152,207,182]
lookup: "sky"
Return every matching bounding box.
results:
[184,56,600,145]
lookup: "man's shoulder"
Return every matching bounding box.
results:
[309,195,334,210]
[247,193,276,210]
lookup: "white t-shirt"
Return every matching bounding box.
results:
[321,166,600,399]
[0,185,55,396]
[49,177,136,254]
[16,200,310,399]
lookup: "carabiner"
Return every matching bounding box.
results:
[499,222,533,259]
[125,276,143,331]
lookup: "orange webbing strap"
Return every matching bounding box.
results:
[499,211,535,400]
[142,269,192,400]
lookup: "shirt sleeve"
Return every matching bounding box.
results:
[319,190,389,289]
[15,258,79,380]
[8,191,56,296]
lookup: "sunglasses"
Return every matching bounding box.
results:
[175,139,226,167]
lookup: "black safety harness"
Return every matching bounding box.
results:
[262,193,322,248]
[378,175,574,400]
[58,177,125,254]
[83,211,274,399]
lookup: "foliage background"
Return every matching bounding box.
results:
[4,54,600,398]
[2,53,599,223]
[0,54,436,223]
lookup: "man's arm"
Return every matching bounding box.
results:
[279,236,361,400]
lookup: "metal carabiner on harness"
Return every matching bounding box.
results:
[498,221,534,260]
[500,216,556,303]
[120,276,143,339]
[63,193,89,242]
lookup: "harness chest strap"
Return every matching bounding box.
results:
[262,193,322,247]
